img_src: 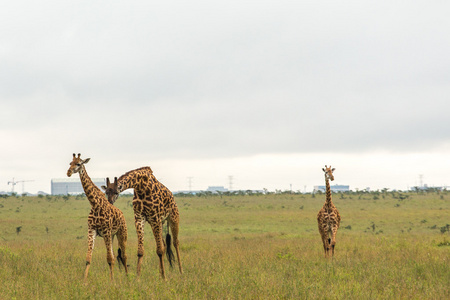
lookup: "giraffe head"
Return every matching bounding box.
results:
[322,165,335,181]
[67,153,91,177]
[102,177,119,204]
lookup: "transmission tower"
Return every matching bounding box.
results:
[228,175,233,191]
[187,177,193,192]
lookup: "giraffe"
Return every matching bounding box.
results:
[103,167,182,279]
[67,153,128,281]
[317,165,341,257]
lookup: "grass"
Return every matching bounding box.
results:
[0,191,449,299]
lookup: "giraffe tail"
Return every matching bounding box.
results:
[117,248,126,270]
[165,229,175,268]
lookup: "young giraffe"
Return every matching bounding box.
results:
[103,167,182,279]
[317,165,341,257]
[67,153,128,281]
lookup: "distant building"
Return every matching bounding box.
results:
[206,186,229,193]
[313,184,350,193]
[51,178,106,195]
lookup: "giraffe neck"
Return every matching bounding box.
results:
[78,165,103,207]
[325,176,334,209]
[117,167,154,192]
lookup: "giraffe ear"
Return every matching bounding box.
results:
[83,158,91,164]
[101,185,107,191]
[322,168,326,172]
[332,168,335,172]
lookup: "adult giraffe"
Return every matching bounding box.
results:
[317,165,341,257]
[103,167,182,279]
[67,153,128,281]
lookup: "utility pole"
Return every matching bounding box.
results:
[20,180,34,194]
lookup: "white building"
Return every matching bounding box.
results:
[51,178,106,195]
[313,184,350,193]
[206,186,229,193]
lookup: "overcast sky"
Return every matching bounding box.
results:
[1,1,449,194]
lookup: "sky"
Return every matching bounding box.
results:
[1,1,450,194]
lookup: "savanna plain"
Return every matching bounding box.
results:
[0,190,449,299]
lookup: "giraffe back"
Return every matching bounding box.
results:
[112,166,179,222]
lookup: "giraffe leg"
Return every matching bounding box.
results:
[169,218,183,274]
[84,228,96,282]
[325,218,333,258]
[318,215,329,258]
[326,226,334,258]
[117,227,128,275]
[150,220,166,280]
[103,234,115,280]
[320,234,328,257]
[322,231,330,257]
[134,214,145,276]
[331,225,338,257]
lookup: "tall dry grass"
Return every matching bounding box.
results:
[0,191,448,299]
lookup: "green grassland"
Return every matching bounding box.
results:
[0,191,448,299]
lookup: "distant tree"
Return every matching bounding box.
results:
[440,224,450,234]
